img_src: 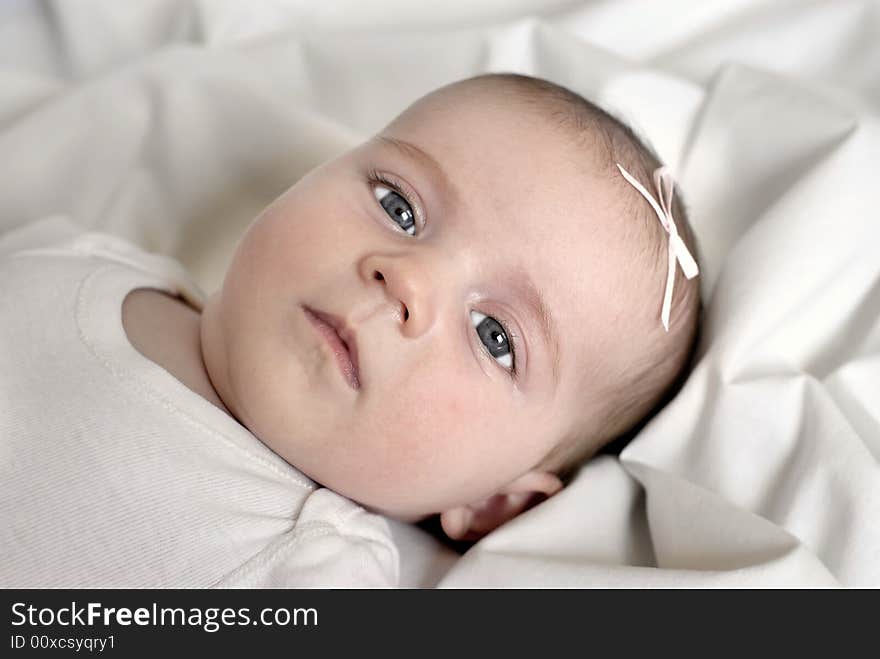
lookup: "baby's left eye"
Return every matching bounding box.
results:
[470,310,513,371]
[373,185,416,236]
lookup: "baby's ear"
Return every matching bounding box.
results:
[439,471,562,542]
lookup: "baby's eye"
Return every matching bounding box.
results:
[373,185,416,236]
[470,310,514,371]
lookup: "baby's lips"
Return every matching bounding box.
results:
[302,305,361,389]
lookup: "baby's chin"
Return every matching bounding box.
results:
[309,471,440,521]
[368,506,428,524]
[330,483,432,522]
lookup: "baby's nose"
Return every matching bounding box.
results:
[357,253,436,336]
[371,269,409,321]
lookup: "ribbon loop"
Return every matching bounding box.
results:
[616,163,699,331]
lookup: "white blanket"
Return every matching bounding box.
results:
[1,0,877,587]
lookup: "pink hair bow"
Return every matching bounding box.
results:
[616,163,699,332]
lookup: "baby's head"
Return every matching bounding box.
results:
[200,73,701,540]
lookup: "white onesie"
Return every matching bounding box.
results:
[0,217,399,588]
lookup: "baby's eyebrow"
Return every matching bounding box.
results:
[375,134,460,210]
[512,267,561,388]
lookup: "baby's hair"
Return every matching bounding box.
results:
[452,72,703,483]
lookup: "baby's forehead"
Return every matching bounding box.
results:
[388,96,606,215]
[386,86,653,277]
[387,88,636,259]
[395,80,594,151]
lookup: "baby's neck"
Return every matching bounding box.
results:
[122,288,234,418]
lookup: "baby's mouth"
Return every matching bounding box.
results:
[301,306,360,390]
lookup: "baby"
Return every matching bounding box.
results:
[0,73,700,586]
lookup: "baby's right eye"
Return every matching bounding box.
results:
[373,185,416,236]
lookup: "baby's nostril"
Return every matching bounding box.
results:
[373,271,384,282]
[402,304,409,321]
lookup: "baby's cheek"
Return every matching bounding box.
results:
[392,384,497,471]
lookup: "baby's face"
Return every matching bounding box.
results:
[201,83,637,520]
